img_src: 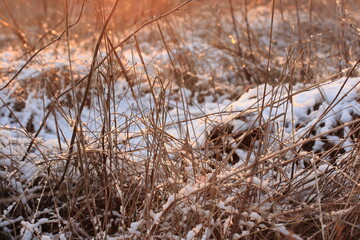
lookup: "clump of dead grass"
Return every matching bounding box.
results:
[1,0,360,239]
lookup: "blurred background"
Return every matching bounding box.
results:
[1,0,360,86]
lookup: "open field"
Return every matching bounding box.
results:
[0,0,360,239]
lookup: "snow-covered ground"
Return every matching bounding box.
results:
[1,2,360,239]
[1,42,359,239]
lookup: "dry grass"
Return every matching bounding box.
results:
[0,0,360,239]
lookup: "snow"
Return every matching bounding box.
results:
[20,219,58,240]
[274,224,303,240]
[128,220,143,234]
[41,236,53,240]
[249,212,261,221]
[186,224,202,240]
[0,158,11,167]
[179,185,197,197]
[1,3,360,239]
[19,162,38,183]
[217,201,226,210]
[150,210,162,224]
[59,234,67,240]
[163,194,175,210]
